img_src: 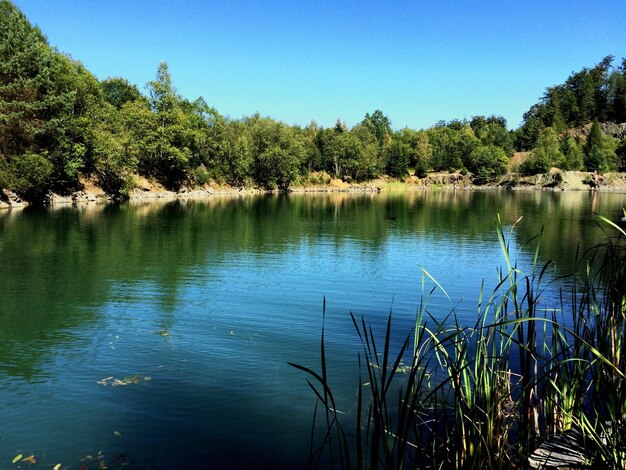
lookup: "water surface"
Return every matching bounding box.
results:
[0,190,624,468]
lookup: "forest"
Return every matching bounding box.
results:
[1,0,626,202]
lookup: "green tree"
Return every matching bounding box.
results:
[360,110,391,152]
[247,115,305,190]
[6,151,53,201]
[521,127,563,175]
[385,135,412,178]
[350,124,381,179]
[316,127,340,177]
[428,126,458,171]
[514,105,549,151]
[0,1,102,193]
[470,115,514,155]
[560,135,584,171]
[129,61,197,188]
[101,77,145,109]
[413,130,432,177]
[584,120,605,171]
[217,120,253,187]
[86,99,136,196]
[616,138,626,171]
[466,145,508,184]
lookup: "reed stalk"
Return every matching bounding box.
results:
[292,215,626,469]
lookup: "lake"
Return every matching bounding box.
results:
[0,190,625,469]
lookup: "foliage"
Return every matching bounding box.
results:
[520,127,563,175]
[560,135,584,171]
[360,109,391,152]
[247,115,305,190]
[412,130,433,177]
[585,120,606,171]
[1,0,626,200]
[101,77,145,109]
[0,0,101,191]
[470,115,514,156]
[7,151,53,201]
[516,56,626,151]
[466,145,508,184]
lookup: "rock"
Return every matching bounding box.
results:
[528,429,587,469]
[50,193,73,205]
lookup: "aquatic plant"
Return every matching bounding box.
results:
[292,216,626,468]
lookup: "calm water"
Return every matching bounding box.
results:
[0,190,625,469]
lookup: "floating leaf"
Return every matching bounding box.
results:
[12,454,22,464]
[22,455,36,464]
[53,465,61,470]
[99,374,149,386]
[114,431,121,437]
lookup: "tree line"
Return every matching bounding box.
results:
[1,0,625,202]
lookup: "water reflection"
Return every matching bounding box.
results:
[0,190,625,467]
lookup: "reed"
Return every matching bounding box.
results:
[291,216,626,469]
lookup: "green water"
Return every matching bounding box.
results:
[0,190,624,469]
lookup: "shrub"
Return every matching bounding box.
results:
[191,165,210,186]
[467,145,508,184]
[8,152,54,202]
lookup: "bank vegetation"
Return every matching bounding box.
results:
[1,0,626,206]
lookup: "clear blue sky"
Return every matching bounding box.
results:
[13,0,626,130]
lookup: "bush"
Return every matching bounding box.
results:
[520,151,551,175]
[305,171,332,186]
[8,152,54,202]
[191,165,210,186]
[467,145,508,184]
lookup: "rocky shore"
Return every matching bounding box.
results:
[2,170,626,210]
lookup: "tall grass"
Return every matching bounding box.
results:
[291,216,626,469]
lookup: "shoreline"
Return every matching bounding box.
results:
[2,170,626,210]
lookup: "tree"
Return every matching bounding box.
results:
[520,127,563,175]
[514,105,549,151]
[385,135,412,178]
[428,123,478,172]
[333,132,363,181]
[560,135,584,171]
[0,1,106,195]
[350,125,381,180]
[247,116,305,190]
[428,126,458,171]
[466,145,508,184]
[470,115,514,155]
[360,110,391,151]
[616,138,626,171]
[101,77,145,109]
[6,151,53,201]
[129,61,196,188]
[584,120,605,171]
[413,130,432,177]
[86,99,136,197]
[216,120,253,187]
